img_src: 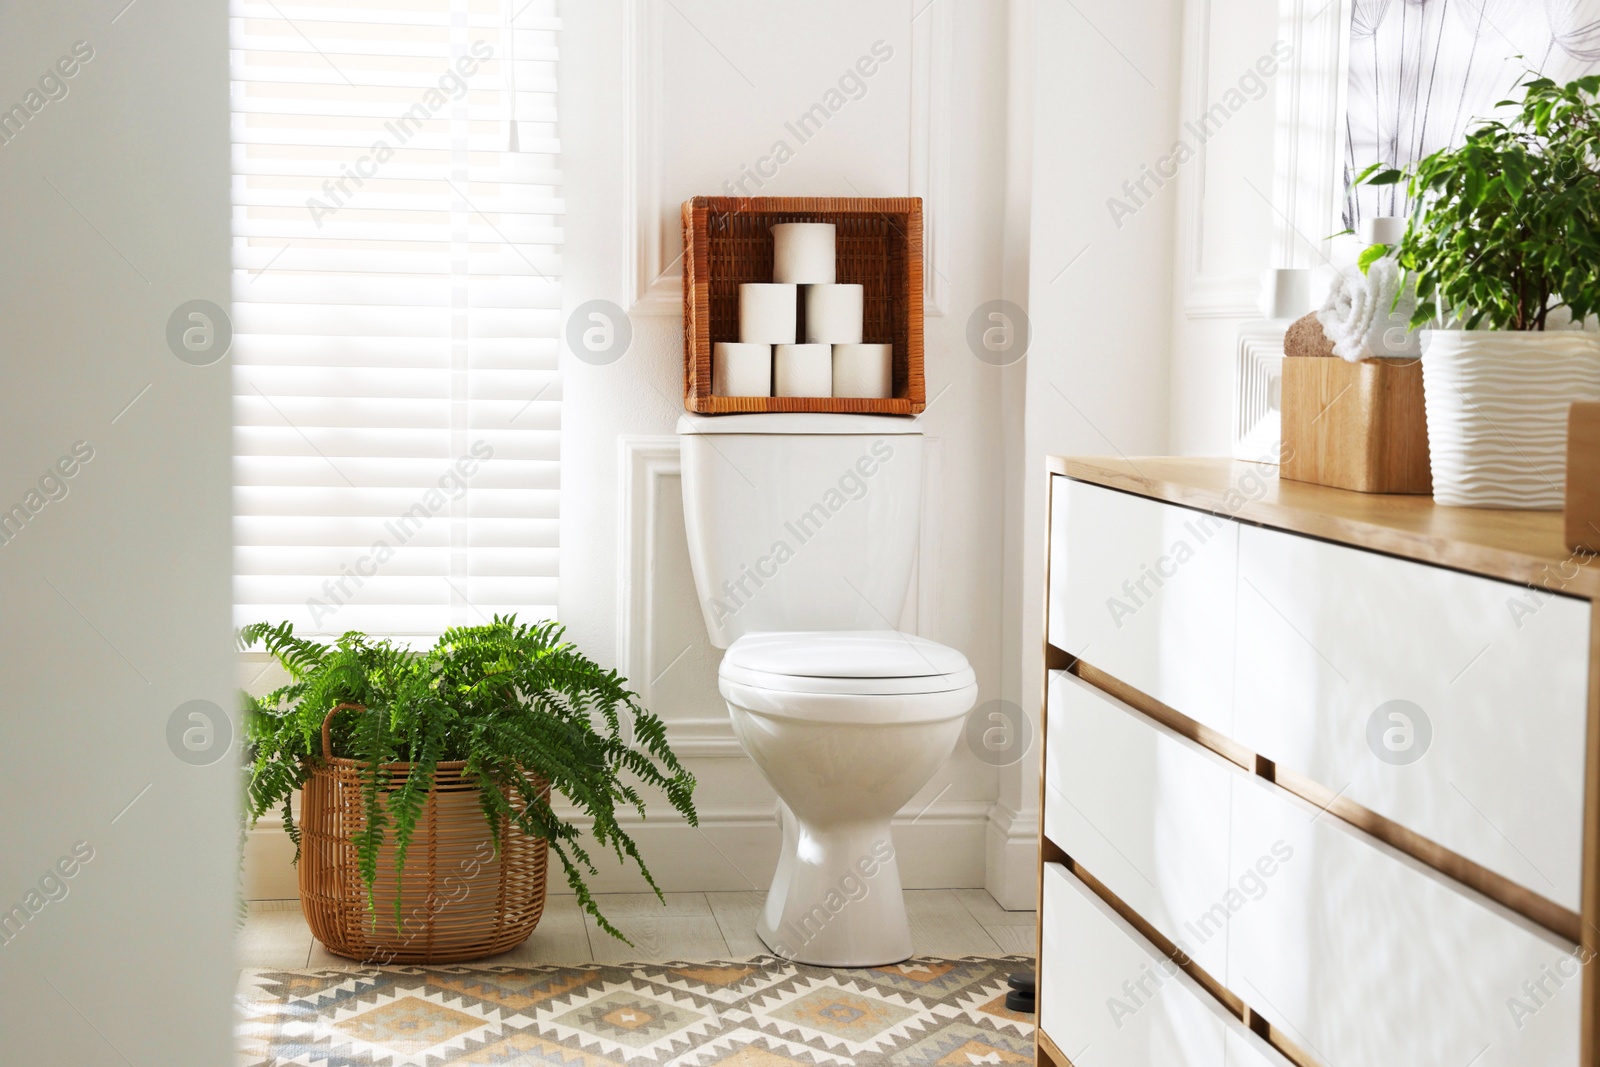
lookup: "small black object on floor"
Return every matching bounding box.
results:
[1006,969,1036,1013]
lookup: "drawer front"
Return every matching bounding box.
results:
[1045,671,1235,976]
[1040,861,1234,1067]
[1226,772,1581,1067]
[1233,523,1589,910]
[1049,478,1239,735]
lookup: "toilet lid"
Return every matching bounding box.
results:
[720,631,975,696]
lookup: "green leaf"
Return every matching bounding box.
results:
[1353,161,1390,183]
[1463,162,1486,208]
[1358,243,1392,274]
[1502,151,1530,201]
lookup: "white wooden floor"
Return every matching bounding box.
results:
[239,890,1036,969]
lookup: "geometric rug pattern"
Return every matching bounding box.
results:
[237,955,1035,1066]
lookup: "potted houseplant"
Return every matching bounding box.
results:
[241,615,697,962]
[1360,74,1600,508]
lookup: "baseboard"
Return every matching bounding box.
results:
[983,801,1039,911]
[243,821,300,900]
[243,801,992,900]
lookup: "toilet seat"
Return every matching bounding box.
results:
[725,630,970,678]
[719,630,978,723]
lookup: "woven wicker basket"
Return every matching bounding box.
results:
[681,196,925,415]
[298,704,549,963]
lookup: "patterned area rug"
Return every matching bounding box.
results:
[237,955,1034,1066]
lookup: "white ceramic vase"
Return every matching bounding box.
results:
[1421,330,1600,508]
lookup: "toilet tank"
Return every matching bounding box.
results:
[677,413,924,648]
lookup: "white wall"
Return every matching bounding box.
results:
[1164,0,1351,453]
[0,1,234,1062]
[1166,0,1293,454]
[241,0,1312,913]
[1011,0,1187,905]
[559,0,1020,896]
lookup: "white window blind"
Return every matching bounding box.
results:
[231,0,562,641]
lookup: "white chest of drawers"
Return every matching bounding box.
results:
[1035,457,1599,1067]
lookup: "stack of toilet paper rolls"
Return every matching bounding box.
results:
[713,223,894,399]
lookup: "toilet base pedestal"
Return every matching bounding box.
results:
[753,805,914,967]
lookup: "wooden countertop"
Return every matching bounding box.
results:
[1051,456,1599,599]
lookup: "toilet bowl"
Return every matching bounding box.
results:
[718,629,977,966]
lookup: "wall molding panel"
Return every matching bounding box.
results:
[1176,0,1262,319]
[622,0,675,314]
[909,0,954,316]
[623,0,955,316]
[617,435,682,705]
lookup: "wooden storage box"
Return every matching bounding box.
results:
[1280,356,1431,494]
[681,196,924,415]
[1567,402,1600,552]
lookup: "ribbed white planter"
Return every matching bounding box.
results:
[1421,330,1600,508]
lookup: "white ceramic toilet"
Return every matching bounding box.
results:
[678,412,978,967]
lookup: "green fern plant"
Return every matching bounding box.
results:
[239,616,698,943]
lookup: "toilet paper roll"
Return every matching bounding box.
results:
[832,343,893,399]
[713,342,772,397]
[1360,215,1407,247]
[772,223,836,284]
[803,283,864,344]
[739,283,798,344]
[774,343,832,397]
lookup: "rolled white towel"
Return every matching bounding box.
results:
[1316,257,1420,361]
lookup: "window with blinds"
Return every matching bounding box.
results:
[231,0,561,641]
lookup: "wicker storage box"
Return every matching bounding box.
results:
[299,709,549,963]
[681,196,924,414]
